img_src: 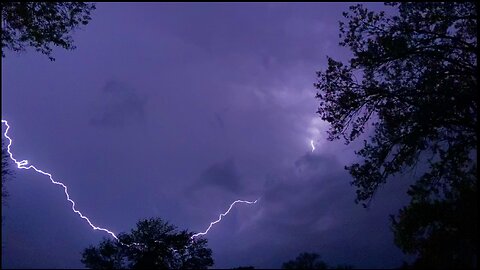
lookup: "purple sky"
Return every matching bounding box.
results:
[2,3,413,269]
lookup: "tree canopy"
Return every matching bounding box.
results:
[1,2,96,60]
[2,140,14,204]
[282,253,328,270]
[281,252,352,270]
[391,174,477,269]
[315,2,477,268]
[81,218,214,269]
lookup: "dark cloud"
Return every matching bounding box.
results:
[89,80,147,128]
[213,112,225,129]
[191,158,244,194]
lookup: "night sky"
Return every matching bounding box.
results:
[2,3,413,269]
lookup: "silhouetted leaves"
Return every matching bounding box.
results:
[81,218,214,269]
[391,168,477,269]
[316,2,477,205]
[1,140,14,204]
[315,2,477,268]
[1,2,96,60]
[282,253,328,269]
[281,252,353,269]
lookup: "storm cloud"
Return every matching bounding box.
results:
[90,80,147,128]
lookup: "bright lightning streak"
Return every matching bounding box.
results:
[191,199,259,239]
[2,119,260,244]
[310,140,315,152]
[1,119,120,241]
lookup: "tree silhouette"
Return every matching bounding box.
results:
[81,218,214,269]
[1,140,14,205]
[281,252,353,269]
[315,2,477,268]
[1,2,96,60]
[282,253,328,269]
[391,172,477,269]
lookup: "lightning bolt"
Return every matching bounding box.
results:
[191,199,259,239]
[310,140,315,152]
[2,119,120,241]
[2,119,259,245]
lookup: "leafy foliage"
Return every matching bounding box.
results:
[315,2,477,205]
[1,140,14,204]
[282,253,328,270]
[281,252,353,269]
[1,2,96,60]
[81,218,214,269]
[315,2,477,267]
[391,168,477,269]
